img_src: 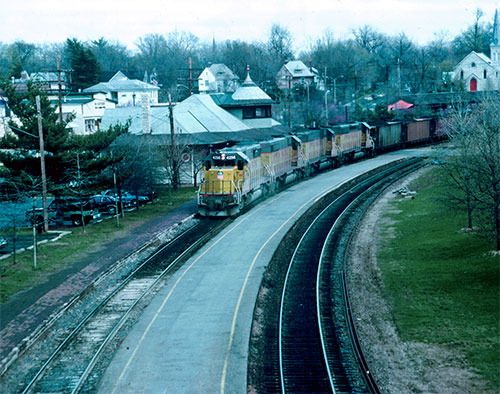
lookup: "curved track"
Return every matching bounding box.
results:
[20,219,227,394]
[261,159,423,393]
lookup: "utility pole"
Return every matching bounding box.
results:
[57,56,63,124]
[36,96,49,232]
[76,152,86,234]
[168,93,178,191]
[178,58,202,97]
[288,76,291,127]
[32,197,37,269]
[188,57,192,96]
[113,170,120,226]
[397,58,401,96]
[325,90,330,126]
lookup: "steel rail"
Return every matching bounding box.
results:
[339,162,423,394]
[279,189,346,394]
[279,159,422,394]
[323,160,422,393]
[21,221,219,394]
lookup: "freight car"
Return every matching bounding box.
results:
[197,118,440,216]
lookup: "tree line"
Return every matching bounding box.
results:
[0,9,493,103]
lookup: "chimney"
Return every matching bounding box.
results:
[141,93,151,134]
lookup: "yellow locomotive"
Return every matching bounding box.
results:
[197,124,375,216]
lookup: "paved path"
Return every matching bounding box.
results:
[98,152,423,394]
[0,199,197,361]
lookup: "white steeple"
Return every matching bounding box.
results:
[490,9,500,65]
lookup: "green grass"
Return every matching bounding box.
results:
[378,170,499,389]
[0,187,198,303]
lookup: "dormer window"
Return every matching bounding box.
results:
[471,62,476,67]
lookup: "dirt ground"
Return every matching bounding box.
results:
[346,168,492,394]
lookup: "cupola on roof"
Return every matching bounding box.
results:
[231,66,273,102]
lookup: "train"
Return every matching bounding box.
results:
[197,117,444,216]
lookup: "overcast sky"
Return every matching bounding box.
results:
[2,0,498,52]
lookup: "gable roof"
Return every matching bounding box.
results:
[388,99,413,111]
[84,71,159,93]
[100,94,250,135]
[454,51,494,71]
[283,61,316,78]
[203,64,239,82]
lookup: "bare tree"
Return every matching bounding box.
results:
[441,95,500,251]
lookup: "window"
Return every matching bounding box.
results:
[255,107,266,118]
[243,106,270,119]
[85,119,96,133]
[484,69,487,79]
[471,62,476,67]
[460,70,464,79]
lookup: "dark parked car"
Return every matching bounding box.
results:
[102,190,136,208]
[87,195,120,215]
[102,190,151,207]
[27,197,100,227]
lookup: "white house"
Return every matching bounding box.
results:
[276,60,323,91]
[50,92,116,134]
[451,10,500,91]
[83,71,159,107]
[198,64,240,94]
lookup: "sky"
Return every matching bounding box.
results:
[2,0,498,53]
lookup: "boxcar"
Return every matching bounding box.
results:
[406,119,431,144]
[375,121,403,151]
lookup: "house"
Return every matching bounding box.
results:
[49,92,116,134]
[9,71,69,95]
[451,9,500,91]
[83,71,159,107]
[198,64,240,94]
[30,72,69,93]
[276,60,322,91]
[210,69,279,129]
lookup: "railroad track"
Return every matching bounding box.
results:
[19,218,228,394]
[251,158,423,393]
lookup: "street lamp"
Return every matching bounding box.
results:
[176,84,190,99]
[333,75,343,105]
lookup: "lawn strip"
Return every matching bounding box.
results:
[0,187,197,303]
[378,170,499,389]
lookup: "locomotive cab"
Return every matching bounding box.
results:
[198,144,261,216]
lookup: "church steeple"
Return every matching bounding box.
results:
[491,9,500,65]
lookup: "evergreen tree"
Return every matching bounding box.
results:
[65,38,100,91]
[0,79,127,197]
[0,80,73,195]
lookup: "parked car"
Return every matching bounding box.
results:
[87,195,120,215]
[102,190,151,207]
[102,190,136,208]
[123,191,150,206]
[0,236,7,249]
[27,197,100,227]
